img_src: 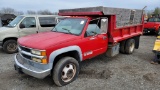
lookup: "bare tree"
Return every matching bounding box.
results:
[0,7,16,14]
[37,10,52,15]
[153,7,160,16]
[53,12,58,15]
[15,11,24,15]
[146,10,153,18]
[27,10,36,15]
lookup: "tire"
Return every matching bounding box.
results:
[3,40,18,54]
[120,40,126,54]
[125,39,135,54]
[53,57,79,86]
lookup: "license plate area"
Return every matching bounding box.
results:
[17,54,34,67]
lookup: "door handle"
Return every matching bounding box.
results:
[103,36,107,40]
[90,37,96,40]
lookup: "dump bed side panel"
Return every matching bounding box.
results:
[110,24,143,43]
[107,15,143,43]
[103,7,143,28]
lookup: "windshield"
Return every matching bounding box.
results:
[7,16,24,27]
[148,18,160,22]
[52,18,87,35]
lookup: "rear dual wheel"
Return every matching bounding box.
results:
[120,39,135,54]
[125,39,135,54]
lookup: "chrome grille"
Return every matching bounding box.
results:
[18,45,44,61]
[19,45,31,60]
[19,46,31,53]
[21,53,32,60]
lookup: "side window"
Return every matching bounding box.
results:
[39,17,56,27]
[148,18,154,22]
[158,18,160,22]
[86,24,101,37]
[155,18,160,22]
[85,18,101,37]
[20,17,36,28]
[148,18,160,22]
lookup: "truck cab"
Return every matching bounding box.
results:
[144,17,160,34]
[0,15,64,53]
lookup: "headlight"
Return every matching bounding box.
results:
[32,58,47,64]
[31,49,46,56]
[31,49,47,64]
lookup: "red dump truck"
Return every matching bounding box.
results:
[14,6,144,86]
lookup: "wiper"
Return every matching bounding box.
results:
[62,28,72,34]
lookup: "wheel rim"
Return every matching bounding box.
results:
[61,63,76,82]
[7,43,17,52]
[130,42,135,52]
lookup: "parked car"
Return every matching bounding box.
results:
[143,17,160,34]
[0,15,65,53]
[0,18,2,27]
[0,14,16,27]
[14,6,143,86]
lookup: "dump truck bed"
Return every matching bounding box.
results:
[59,6,143,27]
[59,6,143,43]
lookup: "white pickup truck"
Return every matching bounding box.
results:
[0,15,64,53]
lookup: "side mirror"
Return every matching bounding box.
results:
[101,18,108,33]
[19,24,25,28]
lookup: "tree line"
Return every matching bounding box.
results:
[1,7,159,17]
[146,7,160,17]
[0,7,58,15]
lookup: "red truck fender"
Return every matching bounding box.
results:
[48,45,83,67]
[155,24,160,31]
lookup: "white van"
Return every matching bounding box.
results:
[0,17,2,27]
[0,15,64,53]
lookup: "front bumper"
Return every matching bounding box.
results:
[143,28,155,33]
[0,41,2,46]
[14,54,51,79]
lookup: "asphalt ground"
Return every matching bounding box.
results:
[0,35,160,90]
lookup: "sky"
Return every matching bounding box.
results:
[0,0,159,12]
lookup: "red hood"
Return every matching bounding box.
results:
[144,22,160,28]
[18,32,80,49]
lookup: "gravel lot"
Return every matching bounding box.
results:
[0,35,160,90]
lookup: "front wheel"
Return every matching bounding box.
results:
[3,40,18,54]
[53,57,79,86]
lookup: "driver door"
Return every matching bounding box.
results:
[18,17,38,37]
[82,24,108,60]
